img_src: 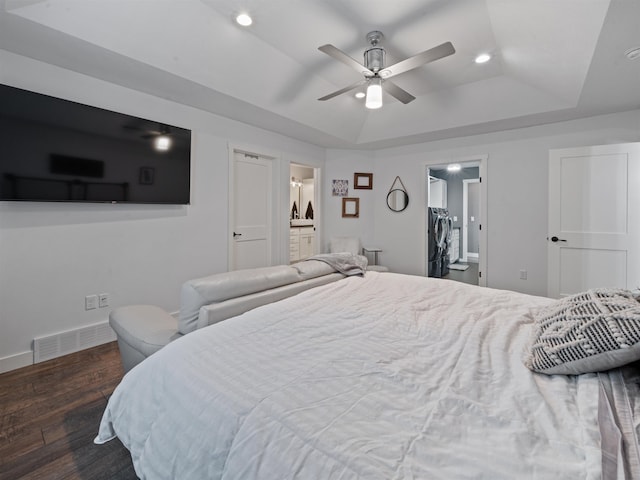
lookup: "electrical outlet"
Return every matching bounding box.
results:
[519,270,528,280]
[99,293,110,308]
[85,295,98,310]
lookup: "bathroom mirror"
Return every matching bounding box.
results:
[386,176,409,212]
[387,189,409,212]
[290,167,315,221]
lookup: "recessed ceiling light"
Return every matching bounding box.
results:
[354,92,365,99]
[625,47,640,60]
[236,13,253,26]
[475,53,491,64]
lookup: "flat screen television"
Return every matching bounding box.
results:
[0,83,191,204]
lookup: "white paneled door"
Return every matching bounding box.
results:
[548,143,640,298]
[230,152,272,270]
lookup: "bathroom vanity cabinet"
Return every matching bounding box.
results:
[290,226,315,262]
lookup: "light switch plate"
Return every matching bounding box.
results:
[99,293,110,308]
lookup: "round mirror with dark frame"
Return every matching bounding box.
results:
[387,188,409,212]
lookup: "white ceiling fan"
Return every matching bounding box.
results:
[318,31,455,109]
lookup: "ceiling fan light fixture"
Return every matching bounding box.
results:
[475,53,491,64]
[235,13,253,26]
[354,91,366,99]
[365,78,383,109]
[154,135,172,151]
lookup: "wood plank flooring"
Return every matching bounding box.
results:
[0,342,137,480]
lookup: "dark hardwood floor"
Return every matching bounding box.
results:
[443,261,479,285]
[0,342,137,480]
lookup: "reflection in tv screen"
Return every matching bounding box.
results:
[0,83,191,204]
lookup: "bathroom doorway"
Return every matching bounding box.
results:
[289,163,318,263]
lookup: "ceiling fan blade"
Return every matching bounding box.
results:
[380,41,455,79]
[383,80,416,104]
[318,44,374,77]
[318,80,367,101]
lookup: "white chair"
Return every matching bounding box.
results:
[329,236,389,272]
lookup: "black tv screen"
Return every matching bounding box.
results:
[0,83,191,204]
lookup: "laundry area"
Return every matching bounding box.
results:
[427,164,481,285]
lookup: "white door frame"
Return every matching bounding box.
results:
[462,178,480,262]
[228,142,282,270]
[424,154,488,286]
[312,166,322,256]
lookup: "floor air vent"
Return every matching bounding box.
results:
[33,321,116,363]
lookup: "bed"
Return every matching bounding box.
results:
[95,267,640,479]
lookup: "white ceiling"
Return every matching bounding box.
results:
[1,0,639,149]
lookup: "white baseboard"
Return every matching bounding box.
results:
[466,253,479,263]
[0,351,33,374]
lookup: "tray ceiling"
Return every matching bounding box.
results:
[1,0,639,148]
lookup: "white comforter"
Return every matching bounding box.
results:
[96,273,604,479]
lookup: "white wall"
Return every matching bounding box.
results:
[324,110,640,296]
[322,150,377,253]
[0,50,325,370]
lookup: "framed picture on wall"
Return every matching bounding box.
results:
[342,197,359,218]
[354,172,373,190]
[139,166,155,185]
[332,179,349,196]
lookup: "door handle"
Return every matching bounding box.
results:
[549,236,567,243]
[233,232,242,238]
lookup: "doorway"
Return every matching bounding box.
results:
[426,157,487,286]
[228,147,279,271]
[289,163,318,264]
[547,142,640,297]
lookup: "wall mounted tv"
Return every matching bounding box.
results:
[0,83,191,204]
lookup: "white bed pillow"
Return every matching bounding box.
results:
[524,288,640,375]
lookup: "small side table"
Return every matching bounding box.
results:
[362,247,383,266]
